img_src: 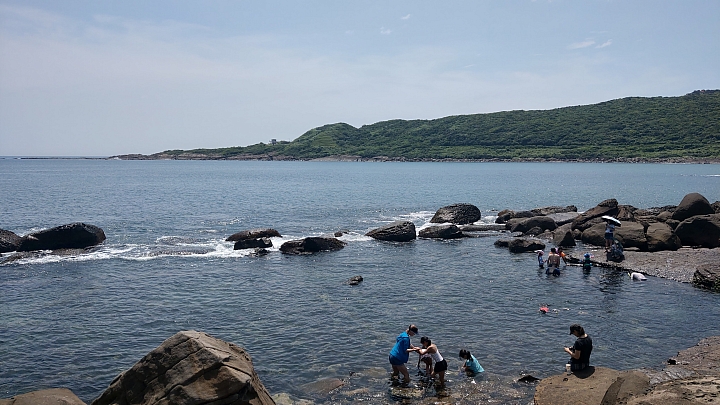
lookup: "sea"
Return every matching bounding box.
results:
[1,159,719,404]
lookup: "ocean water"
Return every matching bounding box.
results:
[1,159,719,404]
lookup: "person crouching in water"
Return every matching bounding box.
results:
[459,349,484,376]
[414,336,448,386]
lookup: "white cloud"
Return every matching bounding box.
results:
[567,40,596,50]
[401,14,411,20]
[596,40,612,48]
[380,27,392,35]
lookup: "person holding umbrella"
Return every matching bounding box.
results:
[602,216,620,251]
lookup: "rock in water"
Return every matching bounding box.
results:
[430,203,481,225]
[365,221,416,242]
[226,229,281,242]
[91,330,274,405]
[18,223,106,252]
[0,229,21,253]
[279,237,346,254]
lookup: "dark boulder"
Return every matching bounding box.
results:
[713,201,720,213]
[494,238,512,248]
[675,214,720,248]
[459,224,506,231]
[279,237,346,255]
[348,276,363,285]
[530,205,577,216]
[495,209,514,224]
[581,223,606,247]
[510,216,557,234]
[693,264,720,292]
[366,221,416,242]
[508,238,545,253]
[0,229,21,253]
[571,199,619,230]
[226,228,281,242]
[18,223,105,252]
[233,238,273,250]
[418,224,464,239]
[526,226,544,236]
[552,224,576,247]
[614,222,647,250]
[430,203,481,225]
[91,330,274,405]
[672,192,715,221]
[645,223,681,252]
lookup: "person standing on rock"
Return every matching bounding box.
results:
[604,221,616,251]
[564,324,593,372]
[389,324,419,384]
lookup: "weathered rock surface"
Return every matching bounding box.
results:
[418,224,464,239]
[495,210,535,224]
[546,211,580,226]
[226,229,281,242]
[672,192,715,222]
[572,198,619,230]
[0,229,21,253]
[675,214,720,248]
[459,224,506,231]
[508,238,545,253]
[279,237,346,255]
[430,203,481,225]
[233,238,273,250]
[581,222,607,247]
[0,388,86,405]
[534,367,650,405]
[646,222,682,252]
[552,228,576,247]
[614,221,648,250]
[530,205,577,216]
[91,330,274,405]
[509,216,557,234]
[693,264,720,292]
[365,221,416,242]
[18,223,106,252]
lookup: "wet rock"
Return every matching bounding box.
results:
[226,228,281,242]
[299,378,345,396]
[418,224,464,239]
[233,238,273,250]
[0,388,86,405]
[517,375,541,383]
[366,221,416,242]
[280,237,346,255]
[18,223,106,252]
[0,229,21,253]
[510,216,557,234]
[693,264,720,292]
[494,238,512,248]
[508,238,545,253]
[430,203,481,225]
[91,330,274,405]
[250,248,270,256]
[646,222,682,252]
[348,275,363,285]
[672,192,715,222]
[675,214,720,248]
[526,226,543,236]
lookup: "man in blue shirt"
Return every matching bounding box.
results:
[389,324,419,384]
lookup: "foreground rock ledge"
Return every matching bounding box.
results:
[92,330,274,405]
[0,388,86,405]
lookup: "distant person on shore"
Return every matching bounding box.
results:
[536,250,544,268]
[459,349,485,376]
[414,336,448,386]
[546,248,561,276]
[604,221,616,251]
[389,324,419,384]
[563,324,593,372]
[557,247,568,267]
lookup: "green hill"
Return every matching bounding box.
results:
[127,90,720,161]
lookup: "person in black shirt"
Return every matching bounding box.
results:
[564,324,592,371]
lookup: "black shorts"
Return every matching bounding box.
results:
[434,359,448,373]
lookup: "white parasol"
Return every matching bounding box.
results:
[601,215,621,226]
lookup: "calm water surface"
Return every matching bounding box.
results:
[1,160,719,404]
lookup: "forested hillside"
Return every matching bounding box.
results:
[122,90,720,161]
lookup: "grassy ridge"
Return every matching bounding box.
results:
[146,90,720,161]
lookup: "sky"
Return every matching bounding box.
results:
[0,1,718,156]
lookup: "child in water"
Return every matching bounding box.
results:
[459,349,485,375]
[536,250,544,268]
[582,253,593,271]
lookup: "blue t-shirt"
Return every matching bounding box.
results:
[465,355,484,374]
[389,332,410,363]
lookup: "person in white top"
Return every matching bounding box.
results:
[413,336,448,386]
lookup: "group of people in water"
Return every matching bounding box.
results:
[388,324,484,387]
[389,323,592,387]
[536,246,569,275]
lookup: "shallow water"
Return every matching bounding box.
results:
[1,159,719,403]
